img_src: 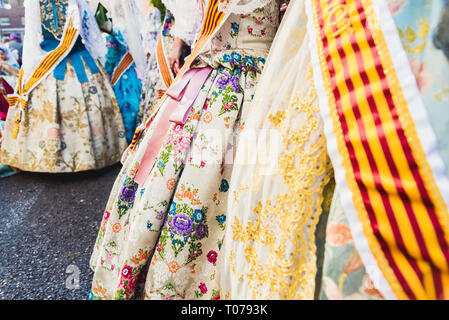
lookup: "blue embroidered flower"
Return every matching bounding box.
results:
[169,202,177,215]
[216,214,226,224]
[257,57,266,64]
[193,209,204,223]
[147,222,153,229]
[231,22,239,34]
[219,179,229,192]
[231,52,242,62]
[157,159,165,170]
[223,54,231,62]
[245,55,255,66]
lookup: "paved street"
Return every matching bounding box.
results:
[0,164,121,300]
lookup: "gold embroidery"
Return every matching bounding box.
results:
[229,68,333,299]
[40,0,69,41]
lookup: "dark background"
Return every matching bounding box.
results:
[0,163,121,300]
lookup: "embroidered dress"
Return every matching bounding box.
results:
[137,11,175,126]
[105,30,142,143]
[89,0,283,300]
[0,0,128,173]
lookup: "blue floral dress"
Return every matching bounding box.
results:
[105,30,143,143]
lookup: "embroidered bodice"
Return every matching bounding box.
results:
[200,0,282,70]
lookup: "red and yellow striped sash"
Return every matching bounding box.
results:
[9,18,79,139]
[129,0,225,151]
[310,0,449,299]
[111,51,134,87]
[156,32,174,89]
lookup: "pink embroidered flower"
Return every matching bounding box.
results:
[223,101,235,111]
[247,27,253,34]
[162,293,172,300]
[173,124,184,135]
[200,161,206,167]
[103,210,111,221]
[157,242,163,252]
[46,127,60,139]
[199,283,208,294]
[125,275,138,292]
[207,250,218,264]
[203,98,210,110]
[121,265,133,279]
[327,223,352,247]
[213,294,220,300]
[177,135,191,153]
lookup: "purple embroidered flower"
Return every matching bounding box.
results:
[217,72,231,89]
[119,185,137,202]
[171,214,193,235]
[195,223,207,239]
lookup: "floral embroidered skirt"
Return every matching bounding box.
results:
[89,54,264,300]
[0,62,128,173]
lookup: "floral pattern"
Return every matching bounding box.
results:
[0,61,128,172]
[319,0,449,300]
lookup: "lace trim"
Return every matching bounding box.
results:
[218,0,273,15]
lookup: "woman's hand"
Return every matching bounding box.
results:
[168,37,186,71]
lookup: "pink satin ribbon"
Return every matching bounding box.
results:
[134,66,213,185]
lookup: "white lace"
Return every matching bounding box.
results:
[218,0,273,14]
[142,7,162,57]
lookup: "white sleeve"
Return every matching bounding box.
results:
[162,0,203,47]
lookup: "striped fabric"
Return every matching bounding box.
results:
[156,32,174,89]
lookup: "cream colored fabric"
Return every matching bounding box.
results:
[219,0,333,300]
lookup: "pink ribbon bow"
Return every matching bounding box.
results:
[134,66,213,185]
